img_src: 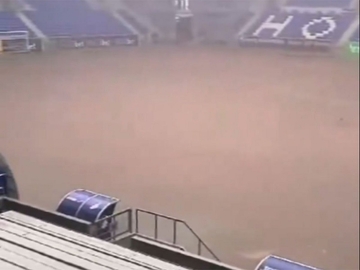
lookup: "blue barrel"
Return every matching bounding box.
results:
[56,189,119,223]
[0,153,19,199]
[255,255,321,270]
[0,173,7,196]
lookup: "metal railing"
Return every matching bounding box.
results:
[89,207,219,261]
[135,208,220,261]
[92,208,133,242]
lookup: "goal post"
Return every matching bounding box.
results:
[0,30,30,53]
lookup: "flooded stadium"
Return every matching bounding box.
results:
[0,1,359,270]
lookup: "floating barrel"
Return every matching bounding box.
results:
[56,189,120,239]
[0,153,19,199]
[255,255,321,270]
[0,173,7,196]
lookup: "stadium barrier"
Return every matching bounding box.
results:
[0,31,30,53]
[0,34,139,54]
[238,36,332,52]
[52,34,139,50]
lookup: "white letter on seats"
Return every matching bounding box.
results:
[253,15,293,37]
[302,17,337,40]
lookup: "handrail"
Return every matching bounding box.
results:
[95,207,132,224]
[135,208,220,261]
[89,207,220,261]
[92,208,133,242]
[134,234,186,251]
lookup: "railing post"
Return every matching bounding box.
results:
[134,209,220,261]
[173,220,177,245]
[128,209,133,233]
[154,214,158,240]
[135,209,139,233]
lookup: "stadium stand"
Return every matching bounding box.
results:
[120,0,177,39]
[236,0,359,50]
[0,11,30,33]
[242,11,356,44]
[189,0,254,44]
[24,0,134,37]
[0,195,244,270]
[117,9,150,35]
[0,0,358,47]
[0,211,190,270]
[350,25,359,41]
[285,0,353,8]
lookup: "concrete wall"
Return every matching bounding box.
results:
[130,236,246,270]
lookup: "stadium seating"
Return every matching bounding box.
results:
[242,10,356,44]
[286,0,353,8]
[117,9,149,35]
[1,0,358,47]
[0,11,30,33]
[24,0,135,37]
[121,0,177,38]
[350,25,359,41]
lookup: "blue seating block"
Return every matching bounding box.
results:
[350,25,359,42]
[286,0,353,8]
[0,11,30,33]
[25,0,134,37]
[244,11,356,44]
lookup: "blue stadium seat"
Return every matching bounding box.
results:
[0,11,30,33]
[25,0,135,37]
[243,10,356,44]
[286,0,353,8]
[350,25,359,42]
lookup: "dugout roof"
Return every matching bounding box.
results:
[0,211,190,270]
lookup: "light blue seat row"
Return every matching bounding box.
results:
[286,0,353,8]
[0,11,31,34]
[25,0,135,37]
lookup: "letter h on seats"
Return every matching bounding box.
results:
[253,15,294,38]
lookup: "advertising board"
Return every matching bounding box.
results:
[55,35,139,50]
